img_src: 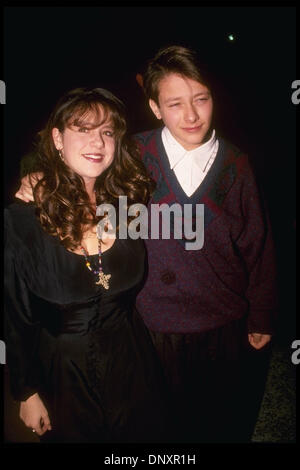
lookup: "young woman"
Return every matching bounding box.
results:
[5,87,168,443]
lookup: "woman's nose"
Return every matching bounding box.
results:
[91,130,104,146]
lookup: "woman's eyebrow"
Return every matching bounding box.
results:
[71,119,114,129]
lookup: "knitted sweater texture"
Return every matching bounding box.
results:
[134,128,278,334]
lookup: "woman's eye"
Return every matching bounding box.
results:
[78,127,89,133]
[104,130,114,137]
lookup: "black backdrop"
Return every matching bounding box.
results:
[3,6,296,343]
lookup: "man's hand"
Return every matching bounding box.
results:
[248,333,271,350]
[15,172,42,202]
[19,392,52,436]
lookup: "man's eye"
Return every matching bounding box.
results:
[169,103,180,107]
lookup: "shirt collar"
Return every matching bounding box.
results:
[162,126,217,171]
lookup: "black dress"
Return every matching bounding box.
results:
[4,202,168,443]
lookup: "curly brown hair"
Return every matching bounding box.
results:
[33,87,155,251]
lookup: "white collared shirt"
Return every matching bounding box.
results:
[162,127,219,197]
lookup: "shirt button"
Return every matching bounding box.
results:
[160,270,176,285]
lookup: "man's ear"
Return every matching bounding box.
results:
[52,128,63,151]
[149,99,162,120]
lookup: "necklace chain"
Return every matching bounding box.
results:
[80,238,111,289]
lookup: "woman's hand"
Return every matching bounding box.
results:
[19,392,52,436]
[15,173,42,202]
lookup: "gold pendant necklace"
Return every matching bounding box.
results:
[95,271,111,290]
[80,238,111,289]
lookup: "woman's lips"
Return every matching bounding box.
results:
[82,153,104,163]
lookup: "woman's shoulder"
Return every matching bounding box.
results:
[5,200,36,221]
[5,201,39,239]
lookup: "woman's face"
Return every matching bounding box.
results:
[52,106,115,187]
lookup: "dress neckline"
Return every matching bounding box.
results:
[64,238,117,258]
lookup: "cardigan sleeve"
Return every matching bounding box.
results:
[20,150,41,178]
[236,160,279,334]
[4,208,41,401]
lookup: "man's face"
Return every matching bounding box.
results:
[149,73,213,150]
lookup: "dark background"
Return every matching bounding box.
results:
[3,6,296,343]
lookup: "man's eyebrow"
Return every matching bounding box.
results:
[164,92,210,103]
[194,92,210,97]
[164,96,182,103]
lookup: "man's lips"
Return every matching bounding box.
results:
[82,153,104,163]
[182,125,203,132]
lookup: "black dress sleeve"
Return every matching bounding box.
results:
[4,208,41,401]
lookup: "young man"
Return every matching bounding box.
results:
[134,46,277,443]
[15,46,277,443]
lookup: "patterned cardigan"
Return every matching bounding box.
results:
[134,128,278,335]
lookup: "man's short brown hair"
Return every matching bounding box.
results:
[143,45,212,104]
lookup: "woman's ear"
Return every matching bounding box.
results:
[52,128,63,150]
[149,99,162,120]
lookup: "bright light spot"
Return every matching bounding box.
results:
[228,34,235,41]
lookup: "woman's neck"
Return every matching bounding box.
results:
[84,179,96,204]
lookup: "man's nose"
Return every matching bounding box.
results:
[184,103,198,122]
